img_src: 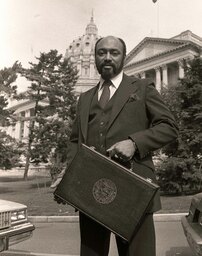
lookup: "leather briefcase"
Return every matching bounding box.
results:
[54,144,159,242]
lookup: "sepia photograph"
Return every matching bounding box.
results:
[0,0,202,255]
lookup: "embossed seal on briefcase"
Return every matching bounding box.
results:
[55,144,159,241]
[93,178,117,204]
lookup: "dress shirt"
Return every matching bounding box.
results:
[98,71,123,100]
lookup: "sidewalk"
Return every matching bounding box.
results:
[28,212,188,224]
[3,215,192,256]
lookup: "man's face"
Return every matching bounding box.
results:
[95,36,125,80]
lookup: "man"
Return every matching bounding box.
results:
[55,36,178,256]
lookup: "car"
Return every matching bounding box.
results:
[181,192,202,256]
[0,199,35,252]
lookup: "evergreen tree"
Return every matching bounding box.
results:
[17,50,78,180]
[0,62,23,169]
[157,57,202,194]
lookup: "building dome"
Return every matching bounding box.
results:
[65,14,101,94]
[66,15,100,59]
[65,14,100,94]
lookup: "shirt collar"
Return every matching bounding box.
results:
[98,71,123,91]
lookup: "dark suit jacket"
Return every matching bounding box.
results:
[66,74,178,212]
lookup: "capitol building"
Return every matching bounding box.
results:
[63,14,202,94]
[64,14,101,94]
[124,29,202,91]
[3,15,202,141]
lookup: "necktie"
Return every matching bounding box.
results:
[99,80,112,109]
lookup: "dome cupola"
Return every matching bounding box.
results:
[85,14,98,36]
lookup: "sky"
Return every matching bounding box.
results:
[0,0,202,91]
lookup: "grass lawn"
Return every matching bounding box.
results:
[0,169,194,216]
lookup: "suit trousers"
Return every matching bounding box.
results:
[79,212,156,256]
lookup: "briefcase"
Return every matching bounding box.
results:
[54,143,159,242]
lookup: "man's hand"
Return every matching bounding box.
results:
[107,139,136,162]
[54,194,67,205]
[50,169,66,189]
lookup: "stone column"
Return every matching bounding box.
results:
[178,59,185,79]
[89,55,94,78]
[162,64,168,86]
[15,117,21,140]
[77,58,82,76]
[24,110,30,139]
[155,66,161,92]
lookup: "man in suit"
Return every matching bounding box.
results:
[56,36,178,256]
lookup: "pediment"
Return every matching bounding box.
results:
[125,38,185,66]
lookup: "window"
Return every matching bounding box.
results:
[21,111,25,117]
[30,108,35,117]
[12,124,15,133]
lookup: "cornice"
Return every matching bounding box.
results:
[8,99,49,110]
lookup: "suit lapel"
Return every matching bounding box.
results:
[79,75,139,140]
[107,74,138,130]
[80,85,98,142]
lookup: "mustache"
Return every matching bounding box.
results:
[100,62,116,69]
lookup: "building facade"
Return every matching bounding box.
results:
[4,99,48,142]
[3,28,202,141]
[124,30,202,91]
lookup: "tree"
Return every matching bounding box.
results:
[157,57,202,194]
[0,62,23,169]
[0,131,24,169]
[17,50,78,180]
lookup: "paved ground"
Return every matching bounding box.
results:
[0,169,196,256]
[2,214,193,256]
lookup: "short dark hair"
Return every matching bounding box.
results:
[94,36,127,57]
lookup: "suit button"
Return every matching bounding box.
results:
[100,121,104,126]
[100,133,103,137]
